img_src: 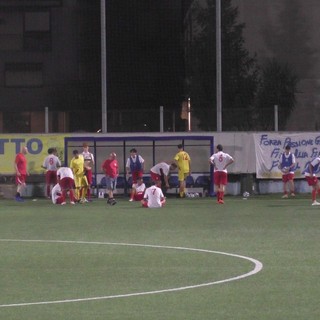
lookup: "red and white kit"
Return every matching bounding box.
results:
[56,167,75,203]
[43,153,61,197]
[82,150,95,184]
[142,185,166,208]
[150,162,170,181]
[51,183,64,204]
[209,151,234,185]
[132,181,146,201]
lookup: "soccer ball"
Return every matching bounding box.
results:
[243,191,250,198]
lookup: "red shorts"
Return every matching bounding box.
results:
[214,171,227,186]
[132,170,143,183]
[85,169,93,185]
[282,173,294,183]
[150,171,161,182]
[46,170,57,185]
[306,176,318,186]
[134,192,144,201]
[59,177,75,189]
[56,195,64,204]
[16,174,27,185]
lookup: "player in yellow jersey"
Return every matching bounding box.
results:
[70,149,88,203]
[174,144,191,198]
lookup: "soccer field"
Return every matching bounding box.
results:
[0,195,319,320]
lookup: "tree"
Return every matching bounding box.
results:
[255,59,298,131]
[262,0,317,78]
[185,0,259,131]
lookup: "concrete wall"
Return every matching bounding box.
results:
[1,132,313,198]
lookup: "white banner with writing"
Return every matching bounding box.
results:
[253,133,320,179]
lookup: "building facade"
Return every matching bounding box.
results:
[0,0,100,133]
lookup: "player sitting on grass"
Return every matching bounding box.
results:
[141,180,166,208]
[129,176,146,202]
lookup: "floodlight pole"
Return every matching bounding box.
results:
[274,105,278,132]
[160,106,164,132]
[44,106,49,133]
[188,97,191,131]
[216,0,222,132]
[101,0,107,133]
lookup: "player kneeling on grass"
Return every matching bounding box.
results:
[52,183,75,205]
[129,176,146,201]
[141,180,166,208]
[55,167,76,205]
[51,183,65,205]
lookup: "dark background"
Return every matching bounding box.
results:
[103,1,186,131]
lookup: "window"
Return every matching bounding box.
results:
[0,12,23,51]
[24,11,51,51]
[0,11,51,52]
[5,63,43,87]
[24,11,50,32]
[3,112,31,133]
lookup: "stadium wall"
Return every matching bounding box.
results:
[0,132,314,198]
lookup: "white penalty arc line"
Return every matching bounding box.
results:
[0,239,263,308]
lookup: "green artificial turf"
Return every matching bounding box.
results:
[0,195,319,319]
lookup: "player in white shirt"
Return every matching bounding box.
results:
[141,181,166,208]
[42,148,61,198]
[278,145,296,198]
[126,148,145,184]
[82,143,95,201]
[209,144,234,204]
[150,162,177,188]
[56,167,76,204]
[129,176,146,201]
[304,156,320,205]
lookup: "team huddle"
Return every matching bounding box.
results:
[13,141,320,206]
[13,142,239,207]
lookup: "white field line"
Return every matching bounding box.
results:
[0,239,263,308]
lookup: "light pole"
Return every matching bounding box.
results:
[101,0,107,133]
[216,0,222,132]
